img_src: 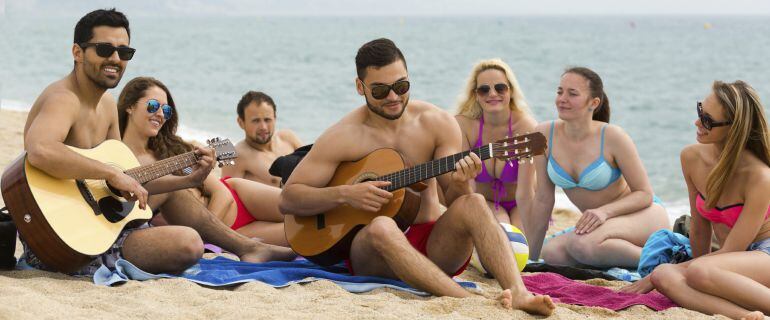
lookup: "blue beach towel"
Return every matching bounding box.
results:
[637,229,692,277]
[93,256,477,296]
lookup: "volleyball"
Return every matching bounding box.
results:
[469,222,529,274]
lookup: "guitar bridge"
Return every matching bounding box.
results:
[76,180,101,216]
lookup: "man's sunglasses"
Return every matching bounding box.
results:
[79,42,136,61]
[361,80,410,100]
[146,99,173,120]
[697,101,731,130]
[476,83,509,96]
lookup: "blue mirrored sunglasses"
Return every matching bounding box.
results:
[146,99,173,120]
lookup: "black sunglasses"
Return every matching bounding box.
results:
[79,42,136,61]
[697,101,731,130]
[361,79,410,100]
[146,99,173,120]
[476,83,509,96]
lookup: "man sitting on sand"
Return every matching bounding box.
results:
[221,91,302,187]
[279,38,555,315]
[21,8,293,276]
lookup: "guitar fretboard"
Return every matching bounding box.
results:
[376,145,493,192]
[124,152,198,184]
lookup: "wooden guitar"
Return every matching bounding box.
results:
[284,132,547,266]
[0,138,236,273]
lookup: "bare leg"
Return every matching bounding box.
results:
[350,216,472,297]
[550,203,669,268]
[236,221,288,247]
[228,178,284,222]
[650,263,760,319]
[428,194,555,316]
[155,190,295,262]
[486,200,511,224]
[121,225,203,274]
[682,252,770,316]
[541,231,581,266]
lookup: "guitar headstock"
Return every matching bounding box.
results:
[206,137,238,167]
[491,132,547,163]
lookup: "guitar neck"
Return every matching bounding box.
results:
[377,144,493,192]
[123,152,198,184]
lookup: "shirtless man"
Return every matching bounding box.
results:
[279,38,554,315]
[221,91,302,187]
[22,9,293,275]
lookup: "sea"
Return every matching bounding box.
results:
[3,14,770,222]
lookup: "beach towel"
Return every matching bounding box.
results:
[638,229,692,277]
[523,263,641,282]
[523,272,677,311]
[93,256,477,296]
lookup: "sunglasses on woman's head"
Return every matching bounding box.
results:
[697,101,731,130]
[79,42,136,61]
[476,83,509,96]
[361,79,410,100]
[146,99,173,120]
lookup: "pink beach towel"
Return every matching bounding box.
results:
[523,272,677,311]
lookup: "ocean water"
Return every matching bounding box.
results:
[3,15,770,220]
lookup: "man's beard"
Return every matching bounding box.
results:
[251,131,274,145]
[84,60,122,89]
[366,96,409,120]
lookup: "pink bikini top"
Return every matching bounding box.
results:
[473,114,518,209]
[696,192,770,228]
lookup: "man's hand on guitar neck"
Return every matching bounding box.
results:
[107,169,149,210]
[340,181,393,212]
[449,152,482,195]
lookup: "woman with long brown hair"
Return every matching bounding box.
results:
[117,77,288,247]
[526,67,669,268]
[623,81,770,320]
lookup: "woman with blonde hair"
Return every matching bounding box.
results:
[623,81,770,320]
[526,67,669,268]
[454,58,537,229]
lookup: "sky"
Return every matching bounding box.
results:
[3,0,770,17]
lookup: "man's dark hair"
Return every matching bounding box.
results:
[73,8,130,44]
[237,91,277,119]
[355,38,407,80]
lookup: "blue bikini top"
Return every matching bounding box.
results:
[546,121,622,191]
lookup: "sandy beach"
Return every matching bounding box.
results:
[0,108,718,319]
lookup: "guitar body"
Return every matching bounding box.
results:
[1,140,152,273]
[284,148,422,266]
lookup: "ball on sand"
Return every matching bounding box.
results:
[469,222,529,274]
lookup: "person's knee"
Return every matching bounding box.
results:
[455,193,486,209]
[172,228,204,269]
[650,264,677,292]
[684,263,714,291]
[365,216,401,251]
[569,235,600,262]
[541,239,567,264]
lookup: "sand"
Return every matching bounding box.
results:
[0,108,719,319]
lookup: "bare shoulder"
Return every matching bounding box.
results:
[680,143,706,163]
[277,129,302,147]
[534,120,554,136]
[34,83,81,113]
[411,100,454,126]
[453,114,476,133]
[602,123,632,141]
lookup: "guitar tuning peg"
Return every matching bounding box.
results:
[206,139,211,144]
[218,161,224,168]
[229,160,235,165]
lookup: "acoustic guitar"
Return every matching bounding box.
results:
[284,132,547,266]
[0,138,236,273]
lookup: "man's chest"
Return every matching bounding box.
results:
[64,117,111,148]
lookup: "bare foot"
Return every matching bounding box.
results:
[500,289,556,316]
[740,311,765,320]
[239,242,297,263]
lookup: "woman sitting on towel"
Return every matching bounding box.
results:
[117,76,288,247]
[623,80,770,320]
[454,59,537,229]
[525,67,669,268]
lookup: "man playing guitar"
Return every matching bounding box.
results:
[20,8,293,276]
[279,38,554,315]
